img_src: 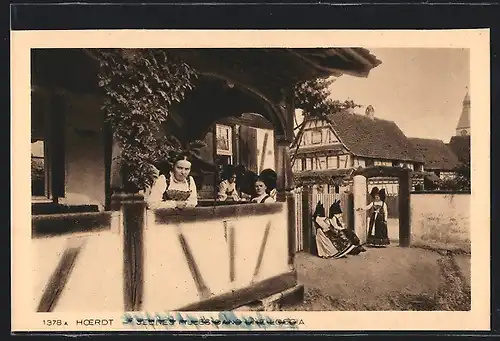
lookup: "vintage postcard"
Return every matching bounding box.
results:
[11,29,490,332]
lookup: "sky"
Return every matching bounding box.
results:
[327,48,470,142]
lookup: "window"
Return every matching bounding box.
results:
[31,92,66,201]
[318,156,327,170]
[374,160,392,167]
[339,155,348,169]
[327,156,338,169]
[305,158,313,171]
[216,124,233,156]
[301,131,310,146]
[31,139,48,198]
[292,159,303,172]
[311,130,322,145]
[354,158,366,168]
[327,129,338,144]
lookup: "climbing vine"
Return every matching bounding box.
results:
[88,48,200,191]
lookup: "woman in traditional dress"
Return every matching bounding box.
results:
[146,152,198,209]
[356,187,390,247]
[312,202,335,258]
[251,169,277,204]
[313,201,355,259]
[328,200,366,255]
[217,166,240,201]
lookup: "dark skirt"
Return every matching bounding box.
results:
[367,212,390,246]
[324,229,356,258]
[342,229,366,255]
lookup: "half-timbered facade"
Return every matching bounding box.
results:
[291,107,425,195]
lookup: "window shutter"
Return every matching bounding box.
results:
[49,93,66,199]
[239,126,258,173]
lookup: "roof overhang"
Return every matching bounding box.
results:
[172,48,382,91]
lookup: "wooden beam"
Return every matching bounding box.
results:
[153,202,283,225]
[37,239,86,312]
[177,271,297,311]
[251,221,272,283]
[178,232,213,300]
[228,225,236,283]
[286,191,297,268]
[398,171,412,247]
[32,212,112,238]
[122,195,145,312]
[302,186,313,253]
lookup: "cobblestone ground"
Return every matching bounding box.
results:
[285,245,471,311]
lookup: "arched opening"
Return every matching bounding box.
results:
[161,74,286,202]
[352,166,412,247]
[164,74,286,143]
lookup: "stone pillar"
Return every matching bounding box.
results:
[353,175,368,244]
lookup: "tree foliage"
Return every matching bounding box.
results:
[291,77,362,166]
[89,49,200,191]
[293,77,361,124]
[438,162,471,192]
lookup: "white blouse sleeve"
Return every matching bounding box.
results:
[186,176,198,208]
[264,196,276,203]
[383,202,388,221]
[217,181,228,201]
[146,175,167,210]
[364,202,374,210]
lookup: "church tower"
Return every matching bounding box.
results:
[456,88,471,136]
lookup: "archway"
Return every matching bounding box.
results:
[165,74,288,145]
[162,74,294,202]
[352,166,412,247]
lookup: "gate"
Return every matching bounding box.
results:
[294,187,354,254]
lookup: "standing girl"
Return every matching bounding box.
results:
[356,187,390,247]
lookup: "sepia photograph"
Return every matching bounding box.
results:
[11,29,490,332]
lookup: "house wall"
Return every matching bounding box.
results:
[59,94,106,210]
[256,128,275,173]
[410,193,470,250]
[439,171,457,180]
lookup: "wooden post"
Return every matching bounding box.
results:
[353,175,368,244]
[112,193,146,311]
[398,169,412,247]
[302,186,313,253]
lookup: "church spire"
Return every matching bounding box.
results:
[456,87,470,136]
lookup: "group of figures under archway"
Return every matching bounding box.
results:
[312,186,390,260]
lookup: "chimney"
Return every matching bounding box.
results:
[365,105,375,119]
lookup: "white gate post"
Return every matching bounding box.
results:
[353,175,368,244]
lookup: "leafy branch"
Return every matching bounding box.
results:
[88,48,199,190]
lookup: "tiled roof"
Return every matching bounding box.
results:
[408,138,461,171]
[448,135,471,165]
[323,111,425,163]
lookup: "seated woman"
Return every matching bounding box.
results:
[251,169,277,203]
[145,152,198,209]
[312,201,355,259]
[328,200,366,255]
[312,202,336,259]
[217,166,241,202]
